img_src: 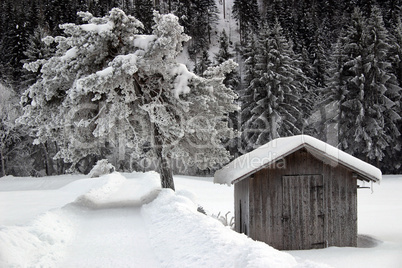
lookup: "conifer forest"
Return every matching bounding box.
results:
[1,0,401,178]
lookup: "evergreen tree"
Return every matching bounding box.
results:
[214,29,241,156]
[22,26,55,88]
[20,9,238,190]
[215,30,232,65]
[240,34,259,152]
[173,0,218,57]
[0,1,32,87]
[215,30,240,89]
[0,83,31,177]
[242,22,306,151]
[362,7,401,166]
[232,0,260,43]
[324,8,401,168]
[133,0,154,34]
[194,50,212,76]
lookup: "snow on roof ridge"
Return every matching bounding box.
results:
[214,135,382,185]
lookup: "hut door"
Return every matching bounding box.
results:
[282,175,325,250]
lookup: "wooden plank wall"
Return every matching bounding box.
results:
[249,166,283,249]
[282,175,325,250]
[323,164,357,247]
[234,177,249,235]
[235,148,358,249]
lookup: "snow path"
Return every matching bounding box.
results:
[59,206,160,267]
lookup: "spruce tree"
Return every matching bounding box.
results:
[232,0,260,43]
[240,34,260,152]
[362,7,401,165]
[194,50,212,76]
[214,30,240,90]
[133,0,154,34]
[242,22,306,151]
[22,26,55,88]
[324,8,401,167]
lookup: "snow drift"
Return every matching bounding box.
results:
[0,172,331,267]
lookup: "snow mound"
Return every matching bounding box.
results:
[0,210,74,268]
[142,190,328,268]
[74,172,160,209]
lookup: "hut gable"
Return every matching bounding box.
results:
[214,135,382,250]
[214,135,382,185]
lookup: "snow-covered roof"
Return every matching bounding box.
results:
[214,135,382,185]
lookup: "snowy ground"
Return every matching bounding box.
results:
[0,172,401,267]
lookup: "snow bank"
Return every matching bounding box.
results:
[214,135,382,185]
[74,172,160,209]
[0,210,74,268]
[142,190,327,268]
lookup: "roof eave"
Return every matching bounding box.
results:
[231,143,381,184]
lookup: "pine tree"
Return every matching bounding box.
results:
[0,1,31,87]
[232,0,260,43]
[214,30,240,89]
[133,0,154,34]
[215,30,232,64]
[324,7,401,167]
[0,83,31,177]
[362,7,401,165]
[20,9,238,190]
[194,50,212,76]
[22,26,55,88]
[240,34,259,152]
[384,16,402,173]
[241,22,306,151]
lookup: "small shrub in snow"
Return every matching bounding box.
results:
[212,211,234,229]
[197,205,207,215]
[88,159,115,178]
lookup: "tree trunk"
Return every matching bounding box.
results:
[0,149,6,177]
[42,142,54,176]
[54,142,64,174]
[270,113,279,140]
[153,124,175,190]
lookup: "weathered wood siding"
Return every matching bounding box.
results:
[234,177,249,235]
[282,175,325,250]
[324,163,357,247]
[234,148,358,250]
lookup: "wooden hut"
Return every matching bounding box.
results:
[214,135,381,250]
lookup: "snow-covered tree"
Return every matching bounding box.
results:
[239,34,259,152]
[362,7,401,165]
[324,7,401,166]
[171,0,218,57]
[215,30,240,90]
[0,84,27,177]
[20,9,238,190]
[241,22,306,151]
[22,26,55,88]
[215,30,232,65]
[232,0,260,43]
[194,50,212,76]
[132,0,154,34]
